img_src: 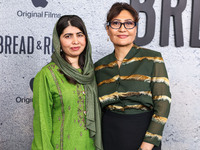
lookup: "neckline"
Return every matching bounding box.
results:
[113,45,139,61]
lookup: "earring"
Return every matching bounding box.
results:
[107,37,109,41]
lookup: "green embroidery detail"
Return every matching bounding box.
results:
[48,65,65,150]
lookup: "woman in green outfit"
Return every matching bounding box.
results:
[32,15,103,150]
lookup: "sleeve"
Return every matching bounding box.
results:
[31,69,54,150]
[143,53,171,146]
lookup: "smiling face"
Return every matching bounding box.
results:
[60,25,86,61]
[106,10,137,48]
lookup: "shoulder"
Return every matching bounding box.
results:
[35,62,58,79]
[135,45,162,57]
[33,62,60,90]
[94,53,114,67]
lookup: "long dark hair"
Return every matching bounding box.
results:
[56,15,88,84]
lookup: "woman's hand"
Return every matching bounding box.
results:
[138,142,154,150]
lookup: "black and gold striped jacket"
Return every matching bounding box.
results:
[94,45,171,146]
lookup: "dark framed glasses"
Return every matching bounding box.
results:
[107,21,137,29]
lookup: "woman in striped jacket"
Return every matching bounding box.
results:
[94,2,171,150]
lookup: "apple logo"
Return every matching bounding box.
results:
[30,78,34,92]
[31,0,48,8]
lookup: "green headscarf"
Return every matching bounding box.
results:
[51,17,103,150]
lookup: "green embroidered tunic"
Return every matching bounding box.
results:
[32,62,95,150]
[94,45,171,146]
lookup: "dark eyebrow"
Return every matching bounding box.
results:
[112,19,121,21]
[76,32,84,35]
[125,19,134,21]
[63,32,84,37]
[63,33,73,37]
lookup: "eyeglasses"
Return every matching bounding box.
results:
[107,21,137,29]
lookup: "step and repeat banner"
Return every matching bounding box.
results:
[0,0,200,149]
